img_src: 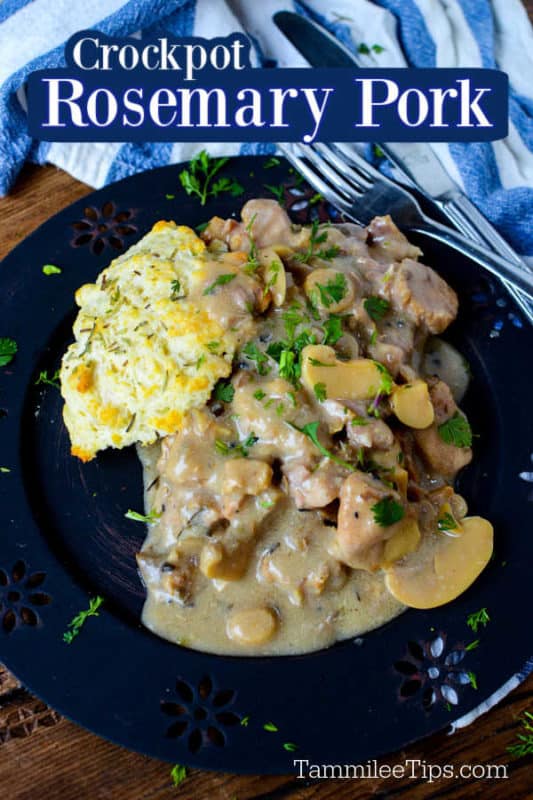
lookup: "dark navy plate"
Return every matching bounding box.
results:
[0,157,532,773]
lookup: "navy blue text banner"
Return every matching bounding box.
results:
[27,31,508,143]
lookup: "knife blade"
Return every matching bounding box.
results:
[273,10,533,323]
[273,11,464,199]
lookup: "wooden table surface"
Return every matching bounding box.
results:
[2,10,533,796]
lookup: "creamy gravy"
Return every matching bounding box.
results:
[138,442,405,655]
[134,201,487,656]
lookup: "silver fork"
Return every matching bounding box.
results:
[279,142,533,300]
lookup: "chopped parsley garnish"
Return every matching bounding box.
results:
[438,412,472,448]
[371,496,405,527]
[35,369,60,389]
[203,273,236,295]
[322,314,344,345]
[263,156,281,169]
[291,421,354,471]
[0,337,17,367]
[0,467,11,473]
[437,512,458,532]
[283,742,298,752]
[170,278,183,300]
[364,296,390,322]
[296,220,340,264]
[313,382,327,402]
[264,258,281,293]
[312,273,348,308]
[216,432,258,458]
[125,508,162,524]
[358,43,385,54]
[507,711,533,759]
[263,722,279,732]
[308,357,334,367]
[253,389,266,401]
[466,607,490,633]
[42,264,62,276]
[243,342,271,375]
[264,309,317,388]
[179,150,244,206]
[195,220,209,233]
[244,213,259,272]
[367,362,394,417]
[264,183,286,205]
[170,764,187,787]
[213,380,234,403]
[279,349,297,383]
[467,671,478,690]
[351,417,370,426]
[375,362,394,395]
[165,193,175,200]
[240,715,250,727]
[63,596,104,644]
[373,144,386,158]
[465,639,480,652]
[206,341,220,352]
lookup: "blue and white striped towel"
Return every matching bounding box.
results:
[1,0,532,256]
[0,0,532,729]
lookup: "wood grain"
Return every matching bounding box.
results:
[2,4,533,791]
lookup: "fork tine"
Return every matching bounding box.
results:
[332,142,381,184]
[313,143,374,193]
[277,144,357,218]
[302,144,363,201]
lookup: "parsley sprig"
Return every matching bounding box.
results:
[203,273,236,296]
[438,412,473,448]
[371,496,404,527]
[466,607,490,633]
[213,380,234,403]
[311,273,348,309]
[63,596,104,644]
[296,220,340,264]
[170,278,183,300]
[179,150,244,205]
[35,369,60,389]
[507,711,533,759]
[215,432,258,458]
[437,512,458,532]
[170,764,187,787]
[125,508,162,524]
[290,421,354,471]
[364,296,390,322]
[0,337,17,367]
[322,314,344,345]
[243,342,271,375]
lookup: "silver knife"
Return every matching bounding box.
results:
[274,11,533,324]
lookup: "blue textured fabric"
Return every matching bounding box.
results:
[0,0,532,254]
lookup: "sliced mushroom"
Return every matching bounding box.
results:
[301,345,386,401]
[385,516,493,609]
[382,517,421,566]
[304,268,356,313]
[258,247,286,306]
[391,379,434,429]
[226,607,278,645]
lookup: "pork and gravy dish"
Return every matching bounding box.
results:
[61,198,493,655]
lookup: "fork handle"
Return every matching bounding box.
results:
[410,220,533,300]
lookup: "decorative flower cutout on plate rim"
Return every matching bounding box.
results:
[394,634,476,710]
[0,560,51,633]
[161,674,241,753]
